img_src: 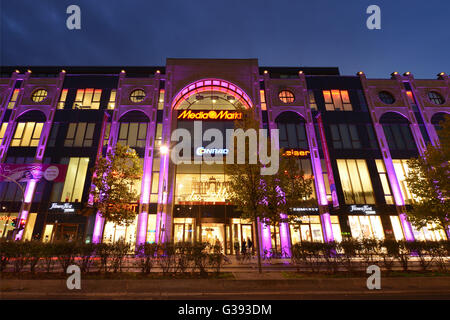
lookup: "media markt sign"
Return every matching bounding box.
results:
[350,205,376,215]
[49,203,77,213]
[177,110,242,120]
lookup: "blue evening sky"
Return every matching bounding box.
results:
[1,0,449,78]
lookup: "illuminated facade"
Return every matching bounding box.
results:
[0,60,449,254]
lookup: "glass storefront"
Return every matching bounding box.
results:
[289,215,324,243]
[231,219,253,254]
[390,216,447,241]
[349,215,384,240]
[0,212,19,239]
[201,223,225,251]
[103,217,137,244]
[173,217,194,243]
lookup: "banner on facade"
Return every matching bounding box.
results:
[0,164,68,182]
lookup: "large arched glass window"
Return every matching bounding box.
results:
[380,113,416,152]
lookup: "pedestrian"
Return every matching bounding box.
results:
[234,241,240,255]
[241,239,247,254]
[247,237,253,254]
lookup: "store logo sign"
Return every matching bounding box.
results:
[178,110,242,120]
[195,147,229,156]
[292,207,319,212]
[350,205,376,215]
[49,203,75,213]
[282,149,310,157]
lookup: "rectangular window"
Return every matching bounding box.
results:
[321,159,332,202]
[337,159,375,204]
[64,123,95,147]
[392,159,414,204]
[103,123,111,147]
[383,124,416,151]
[158,89,165,110]
[0,123,8,146]
[118,122,147,148]
[47,123,59,147]
[11,122,43,147]
[323,90,352,111]
[7,89,19,109]
[260,90,267,111]
[330,124,361,149]
[349,215,384,240]
[108,89,116,110]
[61,157,89,202]
[73,88,102,109]
[308,90,317,111]
[57,89,68,109]
[375,159,394,204]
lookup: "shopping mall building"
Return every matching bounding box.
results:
[0,59,449,255]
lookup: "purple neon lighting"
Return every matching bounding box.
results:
[399,212,415,241]
[320,213,334,242]
[260,220,272,256]
[92,212,105,243]
[279,214,291,257]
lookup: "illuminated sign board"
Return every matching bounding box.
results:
[177,110,242,121]
[195,147,229,156]
[291,207,319,212]
[282,148,310,157]
[350,205,376,215]
[49,203,76,213]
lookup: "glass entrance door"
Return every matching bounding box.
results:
[201,223,224,251]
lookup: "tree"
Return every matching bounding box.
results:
[405,115,450,238]
[91,144,143,226]
[225,106,266,273]
[259,153,314,257]
[279,154,315,242]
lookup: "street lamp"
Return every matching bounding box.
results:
[160,145,169,155]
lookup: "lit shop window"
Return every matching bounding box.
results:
[289,215,324,243]
[7,89,19,109]
[175,164,229,204]
[260,90,267,110]
[392,159,414,204]
[323,90,352,111]
[382,123,416,151]
[308,91,317,111]
[118,122,147,148]
[389,216,447,241]
[158,89,165,110]
[0,212,19,239]
[174,218,194,243]
[331,215,342,242]
[57,89,68,109]
[270,225,281,250]
[103,217,137,244]
[330,124,361,149]
[146,214,157,243]
[0,123,8,146]
[11,122,43,147]
[61,157,89,202]
[337,159,375,204]
[64,123,95,147]
[349,215,384,240]
[73,88,102,109]
[108,89,116,110]
[375,160,394,205]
